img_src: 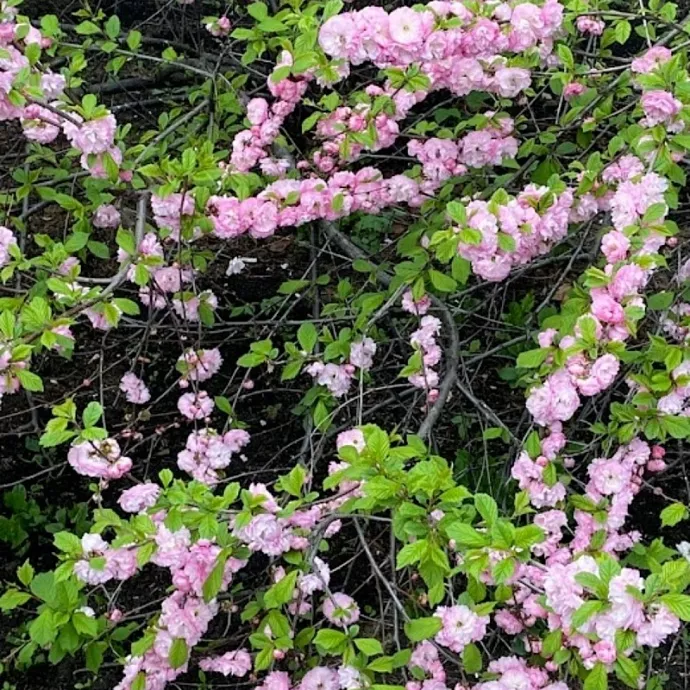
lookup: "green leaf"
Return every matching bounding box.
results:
[82,402,103,428]
[0,589,31,611]
[572,600,605,629]
[446,201,466,225]
[202,552,229,603]
[247,2,268,20]
[237,352,265,368]
[396,540,427,568]
[451,256,471,285]
[278,465,306,497]
[75,20,101,35]
[264,570,298,609]
[85,641,106,673]
[355,638,384,656]
[557,44,574,70]
[281,359,302,381]
[302,111,321,133]
[614,19,631,44]
[297,323,318,353]
[462,642,482,674]
[0,310,15,339]
[54,531,82,555]
[648,291,674,311]
[30,572,56,604]
[88,240,110,259]
[323,0,344,20]
[404,616,442,642]
[278,279,310,295]
[367,657,395,673]
[542,629,562,658]
[514,525,545,549]
[584,662,608,690]
[661,415,690,439]
[615,655,640,689]
[475,493,498,525]
[168,637,188,669]
[17,561,34,587]
[445,523,488,548]
[72,612,98,637]
[428,269,457,293]
[105,15,121,39]
[517,348,550,369]
[16,369,43,392]
[493,557,515,583]
[132,673,146,690]
[660,502,688,528]
[214,396,234,416]
[314,628,347,651]
[660,593,690,621]
[29,609,58,646]
[643,203,667,224]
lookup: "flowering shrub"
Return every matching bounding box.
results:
[2,1,690,690]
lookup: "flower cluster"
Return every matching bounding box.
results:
[67,438,133,481]
[526,157,670,429]
[406,312,443,403]
[451,185,574,282]
[176,348,223,385]
[177,428,250,484]
[199,650,251,677]
[318,3,562,75]
[305,337,376,398]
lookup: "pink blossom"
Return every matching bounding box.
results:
[119,372,151,404]
[637,606,681,647]
[247,98,270,125]
[323,592,360,627]
[632,47,672,74]
[118,483,160,513]
[389,8,429,46]
[494,68,531,97]
[177,428,248,484]
[319,15,358,60]
[300,667,340,690]
[526,371,580,426]
[641,90,682,126]
[199,650,252,676]
[0,226,17,267]
[495,610,525,634]
[62,113,117,155]
[402,290,431,315]
[306,362,354,398]
[563,82,585,101]
[172,290,218,323]
[177,391,214,420]
[93,204,121,229]
[591,292,625,325]
[206,16,231,37]
[178,348,223,383]
[336,429,365,452]
[236,513,292,556]
[350,337,377,370]
[434,605,488,653]
[590,354,620,391]
[576,16,605,35]
[68,439,132,480]
[259,672,292,690]
[600,230,630,263]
